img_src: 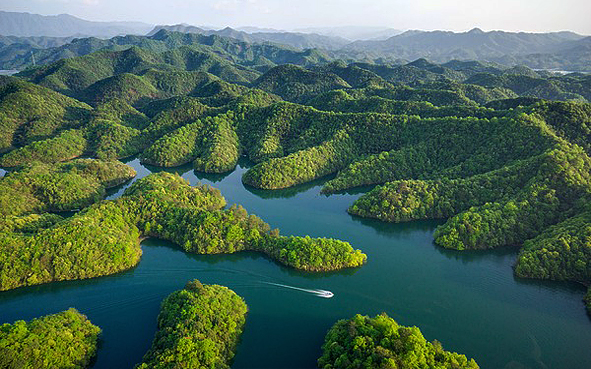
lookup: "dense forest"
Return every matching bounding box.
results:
[318,313,479,369]
[0,159,135,216]
[136,280,247,369]
[0,27,590,365]
[0,308,100,369]
[0,41,589,304]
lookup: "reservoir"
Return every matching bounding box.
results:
[0,158,589,369]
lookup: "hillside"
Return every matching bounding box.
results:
[0,37,590,314]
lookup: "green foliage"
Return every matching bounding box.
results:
[142,113,241,172]
[323,114,552,193]
[141,97,216,141]
[0,172,365,291]
[0,308,101,369]
[124,171,227,212]
[0,159,135,216]
[351,141,591,253]
[347,86,476,107]
[0,213,64,234]
[141,121,205,167]
[2,45,590,311]
[348,157,538,222]
[21,45,261,95]
[253,64,350,103]
[466,73,591,102]
[243,130,357,189]
[432,144,591,250]
[92,98,150,129]
[0,198,142,290]
[80,72,158,106]
[515,209,591,283]
[128,173,365,272]
[0,76,91,153]
[256,235,367,271]
[309,89,501,116]
[136,281,247,369]
[528,100,591,154]
[193,114,241,173]
[0,129,87,167]
[85,119,144,160]
[318,313,479,369]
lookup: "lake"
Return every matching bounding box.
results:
[0,157,589,369]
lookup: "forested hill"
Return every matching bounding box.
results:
[0,37,590,313]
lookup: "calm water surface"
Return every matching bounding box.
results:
[0,158,589,369]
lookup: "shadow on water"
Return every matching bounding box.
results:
[243,173,337,199]
[0,264,139,302]
[322,183,377,196]
[435,243,521,264]
[104,176,136,198]
[140,161,194,176]
[142,238,362,280]
[513,273,588,297]
[193,169,233,183]
[349,213,445,237]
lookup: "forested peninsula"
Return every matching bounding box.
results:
[0,169,366,292]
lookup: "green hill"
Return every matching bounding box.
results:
[319,313,479,369]
[136,280,247,369]
[0,76,91,153]
[252,64,351,102]
[0,308,100,369]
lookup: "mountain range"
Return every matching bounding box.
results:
[0,11,153,38]
[147,24,350,50]
[0,11,589,72]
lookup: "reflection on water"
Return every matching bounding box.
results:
[0,157,590,369]
[243,173,336,199]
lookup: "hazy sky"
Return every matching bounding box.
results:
[1,0,590,34]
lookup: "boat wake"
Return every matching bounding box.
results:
[262,282,334,298]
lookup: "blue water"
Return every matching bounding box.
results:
[0,158,589,369]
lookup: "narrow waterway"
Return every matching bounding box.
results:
[0,158,589,369]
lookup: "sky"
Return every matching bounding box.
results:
[1,0,590,34]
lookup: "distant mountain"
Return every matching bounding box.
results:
[490,36,591,72]
[0,35,75,48]
[0,29,333,71]
[344,28,586,61]
[236,26,285,33]
[148,24,350,50]
[295,26,403,41]
[0,11,153,38]
[252,64,350,102]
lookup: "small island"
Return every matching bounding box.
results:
[136,280,247,369]
[318,313,479,369]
